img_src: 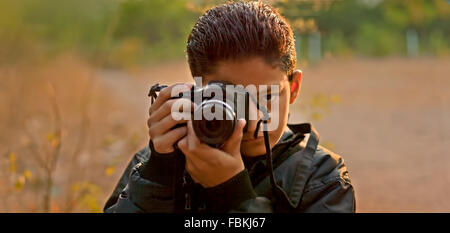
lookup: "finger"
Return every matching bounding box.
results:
[182,147,209,182]
[178,136,209,170]
[186,120,201,151]
[152,126,187,154]
[148,111,190,138]
[149,97,194,127]
[180,121,213,163]
[148,99,176,124]
[177,135,188,152]
[149,83,192,116]
[222,119,246,156]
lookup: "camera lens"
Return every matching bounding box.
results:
[192,100,236,147]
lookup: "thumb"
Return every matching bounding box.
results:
[222,119,246,156]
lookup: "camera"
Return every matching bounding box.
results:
[149,81,251,147]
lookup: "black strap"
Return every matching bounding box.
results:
[250,123,315,187]
[287,123,312,135]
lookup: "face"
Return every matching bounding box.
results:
[202,57,302,157]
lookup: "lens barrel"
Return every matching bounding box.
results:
[192,99,236,147]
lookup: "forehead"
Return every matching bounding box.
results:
[202,57,288,86]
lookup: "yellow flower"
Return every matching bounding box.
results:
[105,166,116,176]
[9,152,17,173]
[14,175,26,191]
[46,132,56,142]
[311,112,323,121]
[330,95,342,104]
[24,170,32,180]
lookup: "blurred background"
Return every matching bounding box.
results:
[0,0,449,212]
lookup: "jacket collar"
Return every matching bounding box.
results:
[248,122,320,209]
[243,123,313,171]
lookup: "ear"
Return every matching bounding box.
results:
[289,69,302,104]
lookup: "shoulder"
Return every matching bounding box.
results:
[113,146,151,193]
[276,124,352,190]
[103,145,151,211]
[134,145,151,163]
[306,145,352,191]
[289,145,355,213]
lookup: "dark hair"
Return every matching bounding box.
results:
[186,1,296,80]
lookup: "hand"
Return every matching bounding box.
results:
[177,119,246,188]
[147,83,193,154]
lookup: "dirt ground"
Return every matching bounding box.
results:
[99,57,450,212]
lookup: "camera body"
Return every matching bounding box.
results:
[152,81,250,148]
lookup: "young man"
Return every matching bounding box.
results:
[104,1,355,213]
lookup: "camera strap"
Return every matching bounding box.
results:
[261,120,319,212]
[148,83,168,104]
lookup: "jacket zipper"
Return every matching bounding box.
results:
[183,174,191,211]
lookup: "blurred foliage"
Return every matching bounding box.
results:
[307,93,341,120]
[0,0,448,68]
[0,0,198,67]
[0,54,146,212]
[71,181,103,213]
[277,0,450,57]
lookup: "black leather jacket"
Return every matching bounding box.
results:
[104,123,356,213]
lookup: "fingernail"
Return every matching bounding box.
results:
[240,119,247,127]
